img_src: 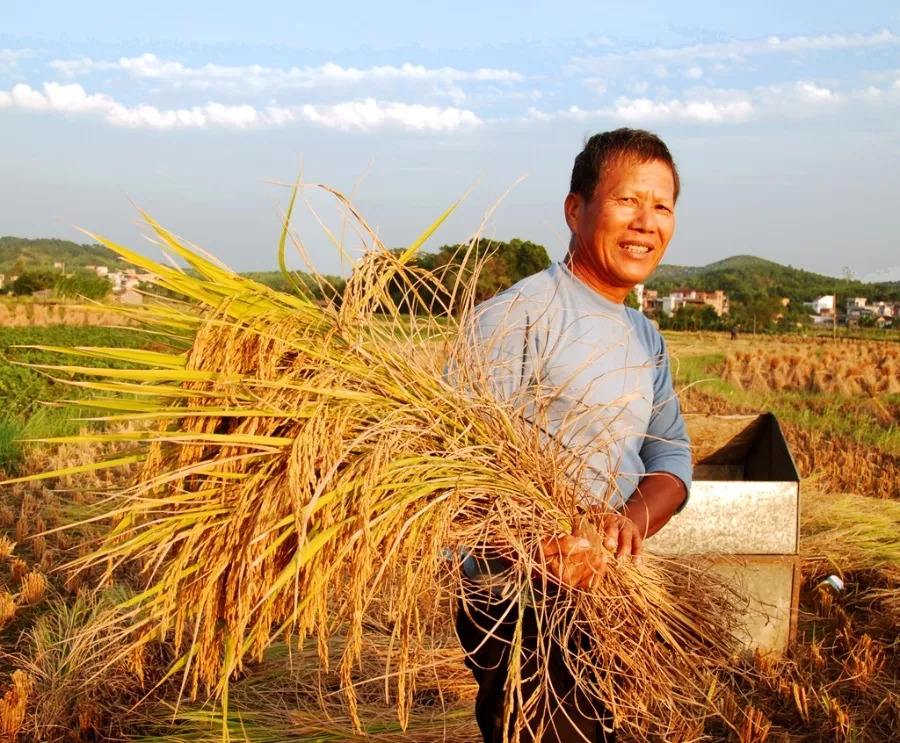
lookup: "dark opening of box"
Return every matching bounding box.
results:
[692,413,799,483]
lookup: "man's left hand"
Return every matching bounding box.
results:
[579,512,644,564]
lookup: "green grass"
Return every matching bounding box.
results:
[671,350,900,455]
[0,325,154,474]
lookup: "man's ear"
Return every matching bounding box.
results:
[564,192,581,233]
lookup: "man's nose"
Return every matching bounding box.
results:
[630,202,657,232]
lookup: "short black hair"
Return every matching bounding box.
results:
[569,128,680,204]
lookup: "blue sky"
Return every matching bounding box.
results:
[2,1,899,279]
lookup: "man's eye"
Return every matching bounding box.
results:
[656,204,672,213]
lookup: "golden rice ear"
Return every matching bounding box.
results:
[0,670,33,739]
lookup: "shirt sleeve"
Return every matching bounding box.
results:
[638,330,693,505]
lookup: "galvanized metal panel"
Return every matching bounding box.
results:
[707,557,798,653]
[648,414,802,653]
[645,480,799,556]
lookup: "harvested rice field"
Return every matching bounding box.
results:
[1,259,898,741]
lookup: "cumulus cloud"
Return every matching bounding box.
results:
[0,48,32,75]
[0,81,292,129]
[49,53,523,92]
[299,98,481,132]
[753,80,842,110]
[570,29,900,72]
[528,96,754,125]
[523,76,888,126]
[611,96,753,123]
[0,81,480,132]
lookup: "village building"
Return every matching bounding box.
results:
[809,295,835,316]
[658,288,729,317]
[641,288,658,314]
[846,297,897,327]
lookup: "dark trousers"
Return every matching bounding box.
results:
[455,592,615,743]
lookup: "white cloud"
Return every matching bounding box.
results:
[685,66,703,80]
[525,96,754,125]
[0,81,479,132]
[570,29,900,71]
[0,81,294,129]
[48,56,113,77]
[49,53,523,92]
[795,81,834,100]
[299,98,481,132]
[754,80,842,109]
[10,82,54,109]
[0,48,32,75]
[612,96,754,123]
[585,35,614,48]
[523,76,889,126]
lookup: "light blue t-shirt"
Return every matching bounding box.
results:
[468,262,691,510]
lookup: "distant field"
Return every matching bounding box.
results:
[0,299,131,328]
[666,331,900,498]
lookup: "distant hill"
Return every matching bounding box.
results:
[0,237,118,274]
[648,255,900,303]
[3,238,899,305]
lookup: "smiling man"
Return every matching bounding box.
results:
[456,129,692,743]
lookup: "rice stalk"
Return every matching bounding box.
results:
[2,186,739,741]
[0,537,14,560]
[0,670,33,739]
[1,591,143,741]
[16,571,47,606]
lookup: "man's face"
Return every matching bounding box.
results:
[564,157,676,295]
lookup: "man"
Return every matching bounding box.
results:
[456,129,692,743]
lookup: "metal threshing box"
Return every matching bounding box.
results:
[645,413,801,653]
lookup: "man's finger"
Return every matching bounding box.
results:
[541,534,592,559]
[603,519,620,552]
[631,532,644,561]
[615,523,633,559]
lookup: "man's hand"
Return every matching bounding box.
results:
[591,512,644,563]
[538,513,642,591]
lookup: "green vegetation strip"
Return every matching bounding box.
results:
[0,325,154,474]
[671,350,899,455]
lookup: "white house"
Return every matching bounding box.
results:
[811,295,835,315]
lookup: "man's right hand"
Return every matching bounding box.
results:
[538,531,608,590]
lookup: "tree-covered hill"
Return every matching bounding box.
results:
[0,237,119,274]
[648,255,900,303]
[3,236,898,305]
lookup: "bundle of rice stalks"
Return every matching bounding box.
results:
[4,187,737,740]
